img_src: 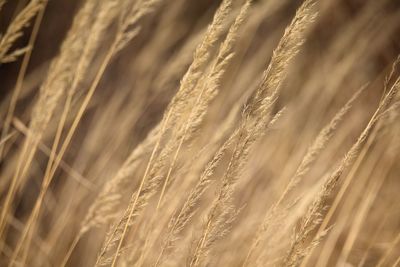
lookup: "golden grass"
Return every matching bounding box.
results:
[1,0,400,266]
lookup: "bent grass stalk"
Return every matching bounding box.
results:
[109,109,173,267]
[0,2,47,160]
[11,3,119,263]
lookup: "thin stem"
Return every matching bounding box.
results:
[110,109,172,267]
[0,1,46,160]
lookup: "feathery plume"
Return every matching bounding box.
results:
[243,85,364,266]
[0,0,96,241]
[0,0,45,63]
[188,108,284,267]
[249,0,318,117]
[283,76,400,267]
